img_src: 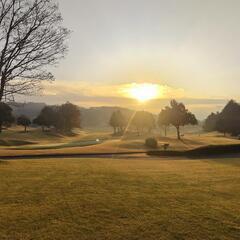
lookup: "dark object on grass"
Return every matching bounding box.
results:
[145,138,158,148]
[163,143,170,150]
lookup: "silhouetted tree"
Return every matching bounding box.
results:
[55,102,81,132]
[215,117,228,136]
[109,111,118,134]
[34,103,81,133]
[0,0,70,101]
[215,100,240,136]
[203,112,220,132]
[158,108,170,136]
[117,111,127,134]
[109,110,126,135]
[132,111,155,135]
[0,102,14,132]
[17,115,31,132]
[33,106,56,132]
[159,100,198,139]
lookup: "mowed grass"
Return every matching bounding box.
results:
[0,127,240,158]
[0,127,112,147]
[0,126,65,145]
[0,126,240,158]
[0,157,240,240]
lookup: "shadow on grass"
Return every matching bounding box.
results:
[0,139,36,147]
[0,160,9,165]
[148,144,240,159]
[1,143,240,162]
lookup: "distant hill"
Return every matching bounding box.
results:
[8,102,46,120]
[8,102,134,129]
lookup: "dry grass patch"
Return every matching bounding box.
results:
[0,157,239,240]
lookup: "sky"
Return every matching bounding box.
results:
[18,0,240,119]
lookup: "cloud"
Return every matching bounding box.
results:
[16,80,228,119]
[40,80,185,99]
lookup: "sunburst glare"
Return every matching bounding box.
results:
[126,83,161,102]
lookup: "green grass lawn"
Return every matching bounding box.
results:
[0,157,239,240]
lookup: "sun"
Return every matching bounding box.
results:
[127,83,160,102]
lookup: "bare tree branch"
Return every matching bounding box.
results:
[0,0,70,100]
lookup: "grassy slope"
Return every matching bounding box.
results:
[0,157,239,240]
[0,127,112,145]
[0,128,115,155]
[0,126,65,144]
[0,128,239,157]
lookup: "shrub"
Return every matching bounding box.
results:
[145,138,158,148]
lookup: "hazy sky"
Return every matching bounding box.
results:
[20,0,240,118]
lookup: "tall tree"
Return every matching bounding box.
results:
[0,0,70,101]
[109,111,118,134]
[55,102,81,132]
[33,106,56,131]
[0,102,14,132]
[203,112,220,132]
[17,115,31,132]
[216,100,240,136]
[159,100,198,139]
[132,111,155,135]
[117,110,127,134]
[158,108,170,136]
[109,110,126,135]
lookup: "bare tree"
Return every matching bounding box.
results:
[0,0,70,101]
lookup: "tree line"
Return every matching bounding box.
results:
[33,103,81,133]
[203,100,240,136]
[6,99,240,139]
[0,102,80,133]
[109,99,198,139]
